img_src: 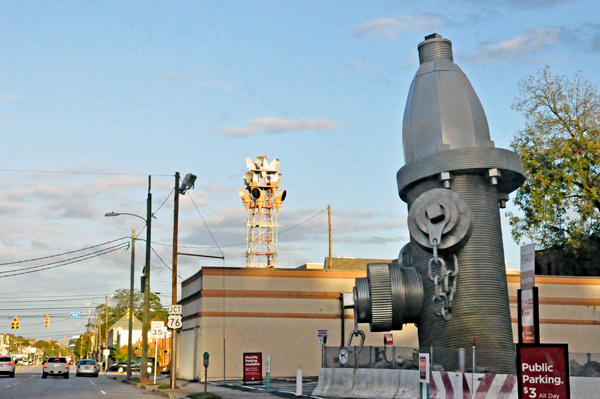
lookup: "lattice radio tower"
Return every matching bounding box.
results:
[239,156,287,268]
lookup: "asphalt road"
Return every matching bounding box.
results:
[0,365,155,398]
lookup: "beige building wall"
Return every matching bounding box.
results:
[177,267,417,380]
[507,275,600,353]
[178,268,600,381]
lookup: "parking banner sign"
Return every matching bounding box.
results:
[517,344,570,399]
[243,352,262,383]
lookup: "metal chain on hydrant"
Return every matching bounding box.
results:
[428,242,458,321]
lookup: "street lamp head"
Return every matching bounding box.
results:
[179,173,197,194]
[105,212,120,217]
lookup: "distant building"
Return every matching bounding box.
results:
[107,315,143,348]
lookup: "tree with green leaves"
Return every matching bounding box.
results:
[90,288,167,359]
[508,66,600,274]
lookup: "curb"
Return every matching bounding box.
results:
[120,378,178,398]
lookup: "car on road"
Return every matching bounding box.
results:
[0,355,15,378]
[108,357,155,373]
[42,357,70,379]
[76,359,99,377]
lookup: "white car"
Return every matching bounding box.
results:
[0,355,16,378]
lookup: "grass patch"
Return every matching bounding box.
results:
[159,384,179,390]
[186,393,221,399]
[129,377,141,383]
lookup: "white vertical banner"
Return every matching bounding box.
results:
[520,243,535,289]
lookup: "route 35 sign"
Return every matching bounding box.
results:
[167,314,182,330]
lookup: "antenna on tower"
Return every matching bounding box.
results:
[239,155,287,268]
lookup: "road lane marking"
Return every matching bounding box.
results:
[27,376,34,379]
[89,380,96,385]
[101,390,106,394]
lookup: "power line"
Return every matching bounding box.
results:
[150,246,182,280]
[0,283,123,297]
[0,242,129,275]
[0,169,172,177]
[187,191,224,258]
[139,207,328,250]
[0,306,98,311]
[278,207,327,235]
[0,243,129,278]
[0,296,106,304]
[0,237,128,267]
[153,188,174,215]
[145,240,246,249]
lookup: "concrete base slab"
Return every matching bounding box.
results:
[314,368,600,399]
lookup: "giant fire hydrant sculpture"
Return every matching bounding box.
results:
[352,34,525,374]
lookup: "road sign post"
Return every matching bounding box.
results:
[151,321,165,384]
[103,349,110,373]
[168,305,182,390]
[518,243,539,344]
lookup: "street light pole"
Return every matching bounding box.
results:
[141,175,152,383]
[171,172,180,390]
[127,229,135,379]
[169,172,197,389]
[105,175,152,383]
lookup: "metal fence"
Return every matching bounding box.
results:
[323,346,600,377]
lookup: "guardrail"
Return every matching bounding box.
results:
[322,346,600,377]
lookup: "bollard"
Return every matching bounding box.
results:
[296,366,302,396]
[472,338,476,399]
[266,356,271,389]
[458,348,465,373]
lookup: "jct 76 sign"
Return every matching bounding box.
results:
[517,344,570,399]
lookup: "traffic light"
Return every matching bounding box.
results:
[11,317,17,329]
[16,320,20,329]
[45,315,50,328]
[64,337,67,344]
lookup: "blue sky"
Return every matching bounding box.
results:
[1,0,599,339]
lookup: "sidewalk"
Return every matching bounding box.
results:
[112,373,319,399]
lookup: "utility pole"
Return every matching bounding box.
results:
[141,176,152,383]
[171,172,180,390]
[105,294,109,371]
[95,313,100,361]
[127,229,135,379]
[86,311,91,359]
[328,205,332,270]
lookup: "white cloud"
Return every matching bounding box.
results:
[221,117,339,137]
[468,27,567,64]
[220,127,260,136]
[352,14,448,39]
